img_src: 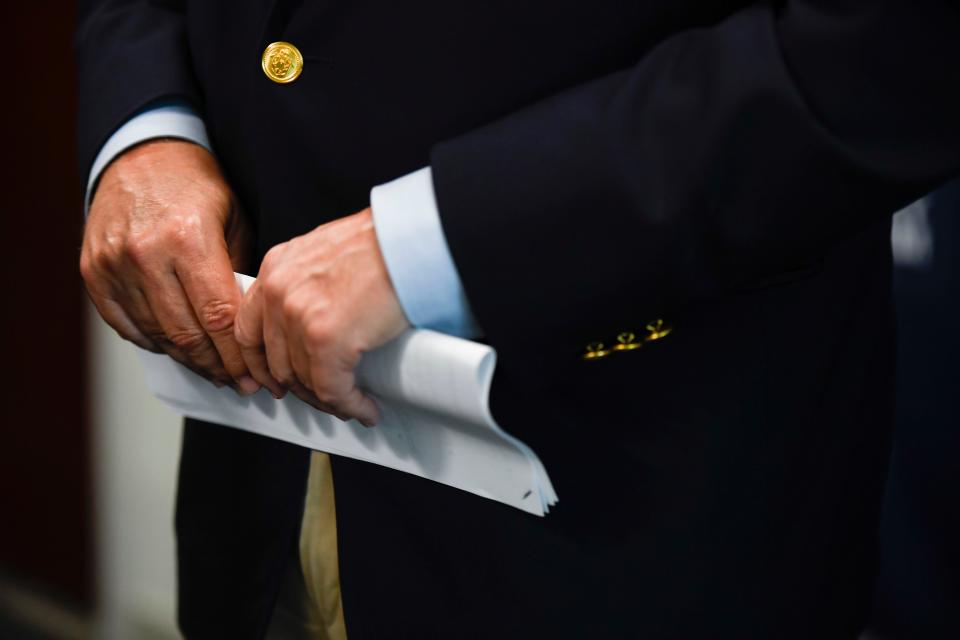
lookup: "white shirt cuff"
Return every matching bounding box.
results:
[371,167,481,338]
[85,103,212,213]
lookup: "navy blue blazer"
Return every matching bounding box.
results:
[77,1,960,637]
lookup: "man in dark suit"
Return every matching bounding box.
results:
[76,0,960,637]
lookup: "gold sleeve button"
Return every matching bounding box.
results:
[612,332,642,351]
[262,41,304,84]
[583,322,672,362]
[583,342,611,361]
[644,319,673,342]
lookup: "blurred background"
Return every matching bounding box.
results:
[0,2,956,639]
[2,3,184,638]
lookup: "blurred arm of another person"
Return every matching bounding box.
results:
[80,137,284,398]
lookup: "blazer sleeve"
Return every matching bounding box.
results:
[429,0,960,361]
[76,0,201,186]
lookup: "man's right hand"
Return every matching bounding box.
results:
[80,139,282,397]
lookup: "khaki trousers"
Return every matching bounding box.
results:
[266,452,347,640]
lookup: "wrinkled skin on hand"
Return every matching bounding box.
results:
[235,209,409,426]
[80,139,275,396]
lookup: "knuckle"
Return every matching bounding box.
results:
[275,373,296,388]
[313,388,339,407]
[281,295,305,321]
[261,282,280,305]
[262,272,287,304]
[305,321,334,348]
[168,218,202,250]
[167,328,208,352]
[144,330,169,346]
[79,255,95,282]
[261,245,284,270]
[104,320,128,339]
[268,366,294,388]
[89,247,117,273]
[157,211,203,245]
[124,237,156,265]
[198,299,237,333]
[233,319,257,348]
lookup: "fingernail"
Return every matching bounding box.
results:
[272,389,287,400]
[237,376,261,395]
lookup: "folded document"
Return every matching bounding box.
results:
[138,273,558,516]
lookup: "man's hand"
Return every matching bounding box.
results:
[80,140,272,395]
[234,208,410,426]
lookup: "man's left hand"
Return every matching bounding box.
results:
[235,208,409,426]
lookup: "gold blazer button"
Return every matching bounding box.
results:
[612,332,642,351]
[583,342,611,361]
[262,41,303,84]
[644,319,673,342]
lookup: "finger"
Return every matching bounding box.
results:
[310,360,380,427]
[114,285,228,386]
[117,285,175,350]
[288,381,345,419]
[138,270,234,386]
[264,296,297,390]
[118,258,236,389]
[289,329,315,392]
[105,284,228,387]
[87,292,161,353]
[242,346,285,399]
[234,281,286,399]
[176,249,259,394]
[281,287,326,394]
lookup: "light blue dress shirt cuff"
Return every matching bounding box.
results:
[371,168,481,338]
[85,102,212,213]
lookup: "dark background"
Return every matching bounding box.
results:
[0,0,92,609]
